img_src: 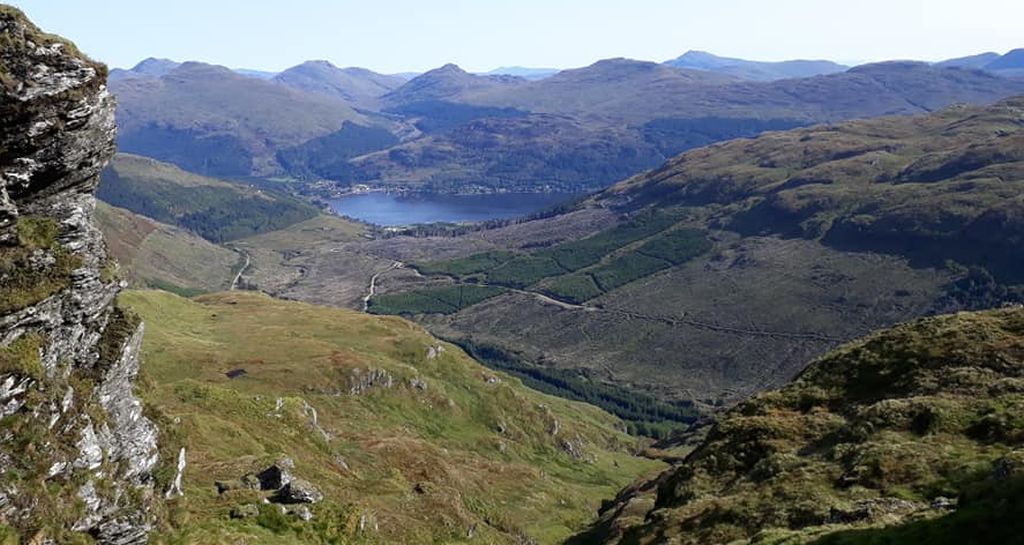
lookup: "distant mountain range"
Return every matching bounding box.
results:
[111,57,277,80]
[113,47,1024,85]
[110,61,368,176]
[108,50,1024,191]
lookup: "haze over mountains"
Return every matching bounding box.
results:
[108,49,1024,193]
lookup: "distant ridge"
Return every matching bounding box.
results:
[935,51,1002,69]
[485,66,560,80]
[664,50,848,80]
[111,57,278,80]
[937,48,1024,77]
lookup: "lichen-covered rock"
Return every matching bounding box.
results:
[0,6,158,543]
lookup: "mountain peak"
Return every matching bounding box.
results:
[430,62,469,75]
[383,62,525,106]
[167,60,237,78]
[586,57,663,72]
[295,59,339,70]
[129,57,181,76]
[672,50,734,67]
[273,60,405,105]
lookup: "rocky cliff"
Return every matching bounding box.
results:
[0,6,158,543]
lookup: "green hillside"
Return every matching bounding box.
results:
[354,98,1023,411]
[604,97,1024,285]
[122,290,663,545]
[98,153,320,242]
[571,306,1024,545]
[95,202,241,295]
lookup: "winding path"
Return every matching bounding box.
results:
[362,261,402,312]
[230,250,251,291]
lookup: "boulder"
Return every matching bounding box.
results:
[257,458,294,490]
[273,478,323,504]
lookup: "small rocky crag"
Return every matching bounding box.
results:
[216,458,323,520]
[0,6,159,544]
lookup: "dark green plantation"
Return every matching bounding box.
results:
[380,211,714,310]
[535,212,684,272]
[456,339,699,438]
[367,284,507,315]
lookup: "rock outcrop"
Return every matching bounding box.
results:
[0,6,158,543]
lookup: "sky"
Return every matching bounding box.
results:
[9,0,1024,74]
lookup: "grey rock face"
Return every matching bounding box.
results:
[348,367,394,395]
[273,478,324,504]
[0,7,159,543]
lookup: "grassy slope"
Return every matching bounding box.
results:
[604,97,1024,283]
[124,290,662,545]
[95,202,240,295]
[572,307,1024,545]
[98,153,320,242]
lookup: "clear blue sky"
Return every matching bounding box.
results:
[9,0,1023,73]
